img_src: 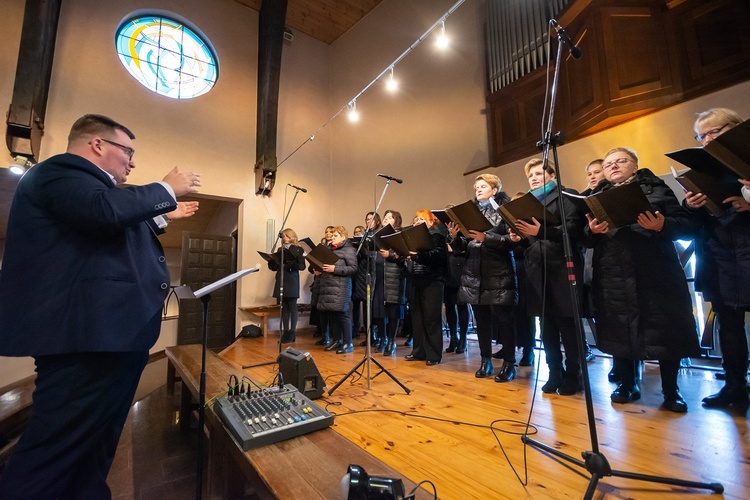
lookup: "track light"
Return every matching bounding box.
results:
[9,155,32,175]
[341,464,408,499]
[386,67,398,92]
[436,20,449,49]
[347,100,359,122]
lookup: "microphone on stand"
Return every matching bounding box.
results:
[377,173,403,184]
[550,19,582,60]
[288,183,308,193]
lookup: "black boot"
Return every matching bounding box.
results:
[455,336,467,354]
[383,340,396,356]
[662,389,688,413]
[403,335,413,347]
[315,336,330,346]
[557,373,583,395]
[494,360,516,382]
[446,330,458,353]
[702,384,749,408]
[542,367,564,393]
[519,348,535,366]
[324,340,341,352]
[475,357,494,378]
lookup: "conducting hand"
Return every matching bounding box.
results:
[586,213,609,234]
[637,210,665,232]
[684,191,706,209]
[163,166,201,197]
[169,201,200,220]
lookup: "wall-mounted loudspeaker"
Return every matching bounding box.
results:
[277,347,326,399]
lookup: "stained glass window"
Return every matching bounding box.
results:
[116,15,218,99]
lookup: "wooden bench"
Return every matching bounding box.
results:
[165,344,427,499]
[239,303,311,337]
[0,375,36,467]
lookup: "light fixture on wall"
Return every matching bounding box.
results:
[9,155,32,175]
[347,100,359,122]
[386,67,398,92]
[436,20,449,49]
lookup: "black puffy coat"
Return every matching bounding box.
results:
[316,240,358,312]
[383,251,407,305]
[522,186,585,317]
[410,226,449,287]
[586,169,700,360]
[687,205,750,308]
[268,245,306,299]
[454,192,517,306]
[445,234,465,289]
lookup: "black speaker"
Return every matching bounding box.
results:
[277,347,326,399]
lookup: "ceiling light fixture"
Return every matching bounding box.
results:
[436,21,449,49]
[347,100,359,122]
[386,67,398,92]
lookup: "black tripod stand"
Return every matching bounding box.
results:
[243,185,305,369]
[329,176,410,395]
[520,19,723,498]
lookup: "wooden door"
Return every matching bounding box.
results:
[177,232,237,348]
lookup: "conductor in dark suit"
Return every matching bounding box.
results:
[0,114,201,499]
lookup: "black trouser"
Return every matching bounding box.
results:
[615,357,680,393]
[279,297,298,337]
[516,313,536,353]
[374,316,401,342]
[351,299,366,333]
[0,351,149,500]
[712,303,749,388]
[541,315,580,377]
[328,309,352,346]
[474,304,515,361]
[443,287,469,345]
[316,309,330,339]
[410,280,444,362]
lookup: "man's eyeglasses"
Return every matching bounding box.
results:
[695,123,729,143]
[601,157,632,170]
[100,138,135,160]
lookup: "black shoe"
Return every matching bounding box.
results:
[324,340,341,352]
[404,353,424,361]
[455,339,467,354]
[541,368,564,394]
[426,360,440,366]
[608,368,621,383]
[281,335,295,344]
[557,376,583,395]
[403,338,413,347]
[519,350,535,366]
[383,342,396,356]
[702,386,750,408]
[611,384,641,404]
[662,390,688,413]
[494,360,516,382]
[445,342,457,354]
[372,338,382,350]
[336,343,354,354]
[475,358,494,378]
[315,337,330,346]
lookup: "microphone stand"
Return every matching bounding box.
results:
[519,21,723,498]
[243,187,303,369]
[328,178,410,395]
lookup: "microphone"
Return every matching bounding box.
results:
[550,19,581,60]
[377,173,403,184]
[288,183,308,193]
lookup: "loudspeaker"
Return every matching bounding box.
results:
[277,347,326,400]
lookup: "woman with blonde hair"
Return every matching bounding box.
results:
[448,174,517,381]
[267,228,306,343]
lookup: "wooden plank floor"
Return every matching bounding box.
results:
[219,330,748,500]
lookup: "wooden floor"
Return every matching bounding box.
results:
[218,330,748,500]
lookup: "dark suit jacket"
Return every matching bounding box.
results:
[0,153,177,356]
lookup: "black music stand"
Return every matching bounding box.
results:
[328,177,410,395]
[173,267,258,500]
[519,20,722,498]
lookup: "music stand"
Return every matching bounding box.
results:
[328,177,410,395]
[173,267,258,500]
[519,20,723,498]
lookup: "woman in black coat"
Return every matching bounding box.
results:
[444,219,470,355]
[267,228,306,344]
[318,226,358,354]
[353,212,382,347]
[311,226,334,345]
[512,159,586,395]
[374,210,407,356]
[586,147,700,413]
[404,210,448,365]
[684,108,750,409]
[448,174,517,382]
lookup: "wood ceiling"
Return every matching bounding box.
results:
[231,0,383,45]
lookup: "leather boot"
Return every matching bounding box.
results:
[702,384,749,408]
[494,360,516,382]
[315,336,330,346]
[542,367,564,393]
[475,357,494,378]
[383,340,396,356]
[662,389,688,413]
[455,337,467,354]
[557,373,583,395]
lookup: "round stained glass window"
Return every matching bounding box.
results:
[116,15,218,99]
